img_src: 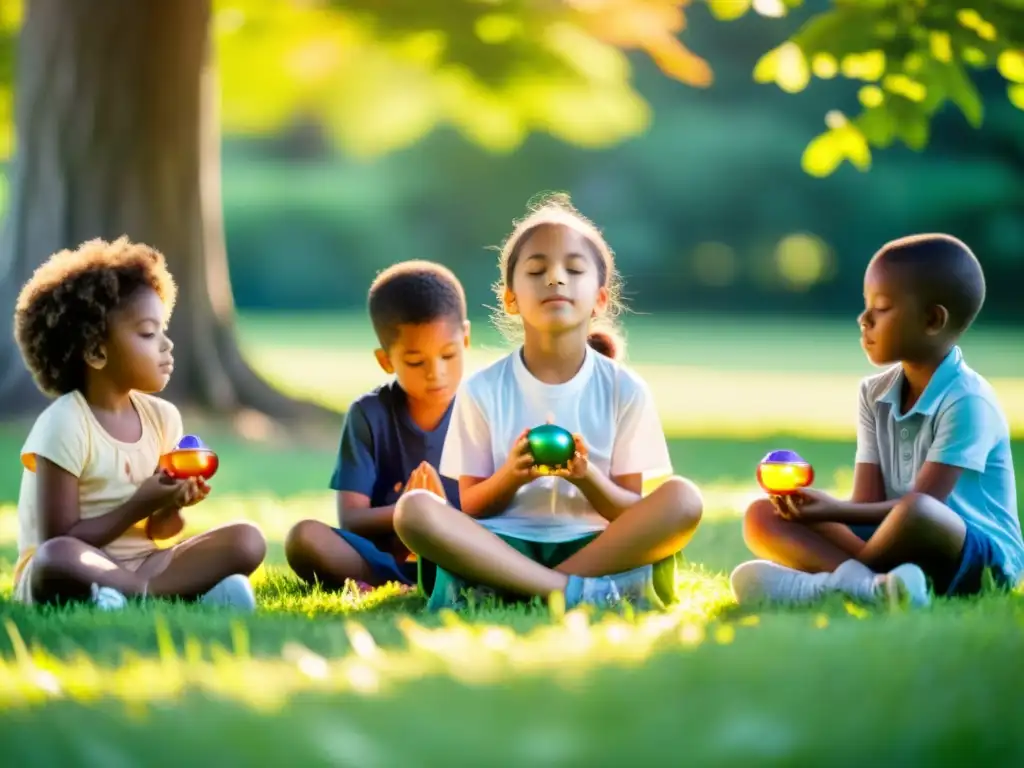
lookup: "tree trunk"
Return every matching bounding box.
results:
[0,0,337,426]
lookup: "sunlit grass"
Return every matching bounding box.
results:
[1,483,1023,761]
[0,313,1022,761]
[0,570,734,712]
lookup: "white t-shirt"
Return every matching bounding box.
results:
[440,346,673,542]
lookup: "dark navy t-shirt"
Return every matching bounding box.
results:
[330,381,461,514]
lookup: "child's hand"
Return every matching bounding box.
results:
[176,477,211,508]
[145,507,186,540]
[406,462,447,501]
[772,488,842,521]
[501,429,537,486]
[132,471,190,515]
[554,433,589,483]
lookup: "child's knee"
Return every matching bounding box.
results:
[893,492,939,523]
[742,498,777,548]
[394,489,445,542]
[890,492,964,539]
[284,519,322,564]
[656,476,704,532]
[31,536,82,579]
[29,536,91,598]
[228,522,267,572]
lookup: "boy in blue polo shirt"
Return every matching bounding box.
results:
[285,261,467,593]
[732,233,1023,607]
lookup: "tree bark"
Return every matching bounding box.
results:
[0,0,337,425]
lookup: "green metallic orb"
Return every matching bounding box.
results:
[527,424,575,469]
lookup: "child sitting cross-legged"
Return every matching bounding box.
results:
[732,234,1023,608]
[284,261,468,594]
[11,237,267,611]
[394,193,704,611]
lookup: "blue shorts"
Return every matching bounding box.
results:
[332,529,418,586]
[849,523,1011,597]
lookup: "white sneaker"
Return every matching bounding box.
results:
[879,563,931,608]
[824,559,879,602]
[200,574,257,611]
[90,583,128,611]
[730,560,833,606]
[828,559,932,608]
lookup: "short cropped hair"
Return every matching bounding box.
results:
[872,233,985,333]
[14,237,177,396]
[367,260,467,348]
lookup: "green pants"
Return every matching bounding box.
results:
[419,532,683,611]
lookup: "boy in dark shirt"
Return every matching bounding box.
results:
[285,261,468,593]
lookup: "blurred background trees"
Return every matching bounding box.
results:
[0,0,1019,419]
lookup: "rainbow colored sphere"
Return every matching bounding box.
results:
[159,434,220,480]
[527,424,575,470]
[756,449,814,496]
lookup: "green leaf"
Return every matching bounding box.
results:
[855,107,895,148]
[997,50,1024,83]
[858,85,884,108]
[791,7,888,58]
[706,0,751,21]
[802,129,846,177]
[929,31,952,64]
[840,50,886,81]
[844,125,872,171]
[881,73,926,102]
[898,114,930,150]
[801,123,871,177]
[1010,84,1024,110]
[753,42,810,93]
[942,60,984,128]
[810,53,839,78]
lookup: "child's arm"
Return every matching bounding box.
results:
[336,491,397,537]
[574,374,672,521]
[571,467,642,521]
[459,471,524,519]
[441,385,517,518]
[37,459,180,547]
[802,462,891,524]
[459,431,536,517]
[813,462,965,524]
[791,380,894,524]
[330,402,394,534]
[796,395,991,523]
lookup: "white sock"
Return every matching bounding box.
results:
[731,560,833,606]
[824,560,881,602]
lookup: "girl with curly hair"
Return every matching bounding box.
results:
[12,237,266,610]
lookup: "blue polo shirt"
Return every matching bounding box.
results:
[330,381,461,513]
[855,346,1023,584]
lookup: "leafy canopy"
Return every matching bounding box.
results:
[0,0,1019,176]
[213,0,712,156]
[711,0,1024,176]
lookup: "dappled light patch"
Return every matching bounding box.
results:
[0,568,735,713]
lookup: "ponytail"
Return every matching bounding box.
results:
[586,327,624,361]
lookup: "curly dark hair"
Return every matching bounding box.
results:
[368,260,467,348]
[14,237,178,396]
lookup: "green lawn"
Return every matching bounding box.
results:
[1,312,1022,765]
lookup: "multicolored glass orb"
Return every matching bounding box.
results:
[159,434,220,480]
[756,449,814,496]
[527,424,575,471]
